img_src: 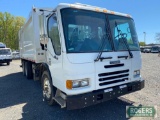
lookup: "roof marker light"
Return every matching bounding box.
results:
[103,9,108,13]
[95,8,100,12]
[110,11,115,14]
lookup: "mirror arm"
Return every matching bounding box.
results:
[40,34,49,50]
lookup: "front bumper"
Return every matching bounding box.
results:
[0,59,12,63]
[66,80,145,110]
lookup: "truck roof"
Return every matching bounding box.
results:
[57,3,132,18]
[31,3,132,18]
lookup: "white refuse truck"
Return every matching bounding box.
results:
[19,3,144,110]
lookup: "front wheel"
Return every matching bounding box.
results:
[41,71,57,105]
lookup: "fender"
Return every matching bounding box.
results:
[40,63,53,83]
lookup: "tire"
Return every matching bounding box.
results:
[25,61,33,79]
[22,61,26,76]
[7,62,10,65]
[41,71,57,105]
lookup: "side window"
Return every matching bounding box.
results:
[48,15,61,55]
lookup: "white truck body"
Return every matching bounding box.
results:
[19,9,50,63]
[19,3,144,110]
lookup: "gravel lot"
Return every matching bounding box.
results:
[0,53,159,120]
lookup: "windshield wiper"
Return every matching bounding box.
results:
[94,34,110,62]
[121,38,133,58]
[115,21,133,58]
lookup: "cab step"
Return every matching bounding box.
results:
[54,96,66,108]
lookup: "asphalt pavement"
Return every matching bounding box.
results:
[0,53,159,120]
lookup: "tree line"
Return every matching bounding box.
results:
[0,12,25,50]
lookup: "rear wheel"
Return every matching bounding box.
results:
[41,71,57,105]
[25,61,33,79]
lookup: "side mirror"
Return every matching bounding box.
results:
[40,36,49,45]
[40,35,49,50]
[40,43,45,50]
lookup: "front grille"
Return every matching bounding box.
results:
[98,69,129,86]
[104,64,124,68]
[99,70,129,77]
[99,78,128,86]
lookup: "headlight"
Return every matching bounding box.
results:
[72,81,80,88]
[66,78,89,89]
[134,70,140,78]
[80,80,89,87]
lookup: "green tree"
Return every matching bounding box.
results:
[139,42,146,46]
[0,12,25,50]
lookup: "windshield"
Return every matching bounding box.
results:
[108,15,139,51]
[61,8,113,53]
[61,8,140,53]
[0,49,11,55]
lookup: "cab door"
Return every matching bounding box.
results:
[46,13,63,88]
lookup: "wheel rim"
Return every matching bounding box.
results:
[43,77,51,99]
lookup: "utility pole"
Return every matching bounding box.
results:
[143,32,146,46]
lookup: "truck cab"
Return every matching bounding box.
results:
[19,3,144,110]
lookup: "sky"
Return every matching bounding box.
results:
[0,0,160,44]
